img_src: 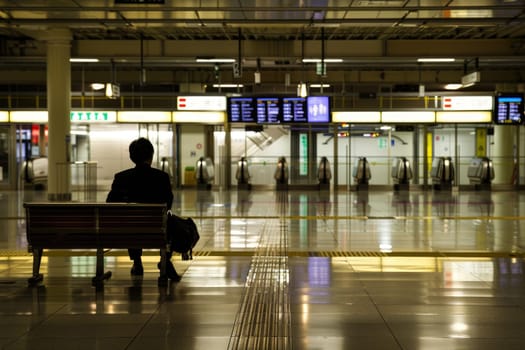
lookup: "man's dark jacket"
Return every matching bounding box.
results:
[107,164,173,209]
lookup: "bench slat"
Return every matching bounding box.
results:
[25,202,167,250]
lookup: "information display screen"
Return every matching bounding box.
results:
[256,97,281,123]
[228,97,256,123]
[227,96,331,124]
[307,96,331,123]
[282,97,307,122]
[494,94,524,124]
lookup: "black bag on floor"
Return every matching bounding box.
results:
[167,212,200,260]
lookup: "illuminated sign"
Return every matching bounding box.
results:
[10,111,48,123]
[381,111,435,123]
[70,111,116,122]
[332,111,380,123]
[442,96,493,110]
[177,96,227,111]
[117,111,172,123]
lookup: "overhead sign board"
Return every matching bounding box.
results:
[177,96,227,111]
[442,96,493,110]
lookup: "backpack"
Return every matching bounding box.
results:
[167,212,200,260]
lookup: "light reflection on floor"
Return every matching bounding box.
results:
[0,189,524,349]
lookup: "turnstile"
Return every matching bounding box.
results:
[195,156,214,190]
[467,157,494,190]
[391,157,413,191]
[431,157,454,191]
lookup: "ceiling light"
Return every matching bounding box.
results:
[70,58,99,63]
[90,83,105,90]
[302,58,343,63]
[196,58,235,63]
[310,84,330,88]
[444,84,463,90]
[417,58,455,63]
[212,84,243,88]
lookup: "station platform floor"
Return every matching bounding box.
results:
[0,188,524,350]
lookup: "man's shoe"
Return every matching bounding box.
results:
[130,263,144,276]
[158,261,181,282]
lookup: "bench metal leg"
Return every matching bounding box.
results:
[158,247,168,287]
[92,248,112,286]
[28,248,44,285]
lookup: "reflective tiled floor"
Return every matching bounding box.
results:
[0,188,525,349]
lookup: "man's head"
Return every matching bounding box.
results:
[129,137,154,165]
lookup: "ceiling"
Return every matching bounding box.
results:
[0,0,524,97]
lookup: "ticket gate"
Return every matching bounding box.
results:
[195,156,214,190]
[431,157,454,191]
[317,156,332,190]
[467,157,494,190]
[391,157,413,191]
[22,157,48,190]
[236,157,252,190]
[353,157,371,191]
[274,156,289,190]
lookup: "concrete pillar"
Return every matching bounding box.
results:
[493,126,514,184]
[45,28,72,201]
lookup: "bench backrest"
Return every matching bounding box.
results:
[24,202,167,249]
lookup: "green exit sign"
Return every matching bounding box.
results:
[70,111,113,122]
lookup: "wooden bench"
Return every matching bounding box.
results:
[24,202,170,286]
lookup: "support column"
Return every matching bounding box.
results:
[493,126,514,185]
[45,28,72,201]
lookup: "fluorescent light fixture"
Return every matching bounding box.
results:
[302,58,343,63]
[436,111,492,123]
[0,111,8,122]
[381,111,435,123]
[212,84,243,88]
[10,111,48,123]
[196,58,235,63]
[310,84,331,88]
[70,58,99,63]
[417,58,455,63]
[117,111,171,123]
[173,111,225,124]
[90,83,105,91]
[445,84,463,90]
[332,111,380,123]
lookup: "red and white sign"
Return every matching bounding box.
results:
[177,96,227,111]
[442,96,493,111]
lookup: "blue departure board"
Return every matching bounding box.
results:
[256,97,281,123]
[227,96,330,124]
[282,97,307,122]
[228,97,256,123]
[494,94,524,124]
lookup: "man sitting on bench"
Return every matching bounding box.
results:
[107,137,181,282]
